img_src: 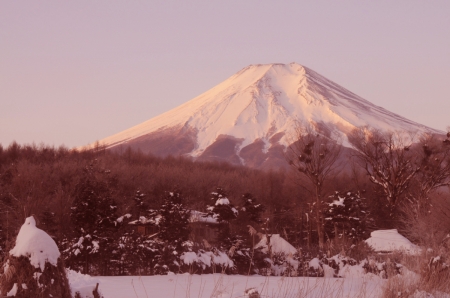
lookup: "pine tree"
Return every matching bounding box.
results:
[158,191,191,247]
[323,191,374,242]
[206,188,238,223]
[151,191,191,274]
[241,193,265,224]
[63,163,119,274]
[205,188,238,250]
[132,190,148,218]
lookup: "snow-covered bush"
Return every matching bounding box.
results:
[246,239,395,279]
[227,237,253,275]
[0,216,72,298]
[152,241,181,275]
[179,247,234,274]
[361,256,401,278]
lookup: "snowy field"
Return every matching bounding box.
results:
[94,274,384,298]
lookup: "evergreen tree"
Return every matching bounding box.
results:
[323,191,374,242]
[205,188,238,250]
[149,190,191,274]
[206,188,238,223]
[63,163,119,274]
[241,193,265,224]
[132,190,148,218]
[158,191,191,248]
[111,204,162,275]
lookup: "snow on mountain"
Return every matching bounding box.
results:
[96,63,440,168]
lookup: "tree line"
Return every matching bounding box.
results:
[0,124,449,275]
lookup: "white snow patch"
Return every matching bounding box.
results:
[365,229,420,254]
[9,216,60,272]
[128,214,162,226]
[286,254,299,270]
[180,252,198,265]
[309,258,321,269]
[116,214,131,223]
[189,210,218,224]
[7,283,18,296]
[323,264,335,278]
[209,251,234,268]
[254,234,297,255]
[179,251,233,269]
[339,263,366,278]
[67,269,101,298]
[330,197,345,207]
[215,198,230,205]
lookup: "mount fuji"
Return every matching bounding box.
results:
[97,63,440,169]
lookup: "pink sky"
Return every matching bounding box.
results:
[1,1,449,148]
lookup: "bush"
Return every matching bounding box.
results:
[0,256,71,298]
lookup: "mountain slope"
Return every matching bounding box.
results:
[97,63,440,168]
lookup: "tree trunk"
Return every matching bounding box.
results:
[300,212,304,247]
[315,185,324,249]
[334,223,338,246]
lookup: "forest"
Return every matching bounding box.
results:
[1,127,450,277]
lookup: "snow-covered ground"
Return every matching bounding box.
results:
[95,273,384,298]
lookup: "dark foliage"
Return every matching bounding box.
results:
[158,191,191,248]
[241,193,265,224]
[323,191,374,242]
[0,256,71,298]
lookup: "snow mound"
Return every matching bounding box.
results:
[67,269,101,298]
[254,234,297,255]
[365,229,419,253]
[9,216,60,271]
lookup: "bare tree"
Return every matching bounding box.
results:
[348,127,419,216]
[286,123,342,249]
[407,133,450,215]
[400,192,450,246]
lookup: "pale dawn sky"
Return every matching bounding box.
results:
[1,1,449,148]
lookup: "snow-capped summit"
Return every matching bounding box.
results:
[96,63,440,169]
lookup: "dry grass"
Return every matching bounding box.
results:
[385,193,450,297]
[381,246,450,298]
